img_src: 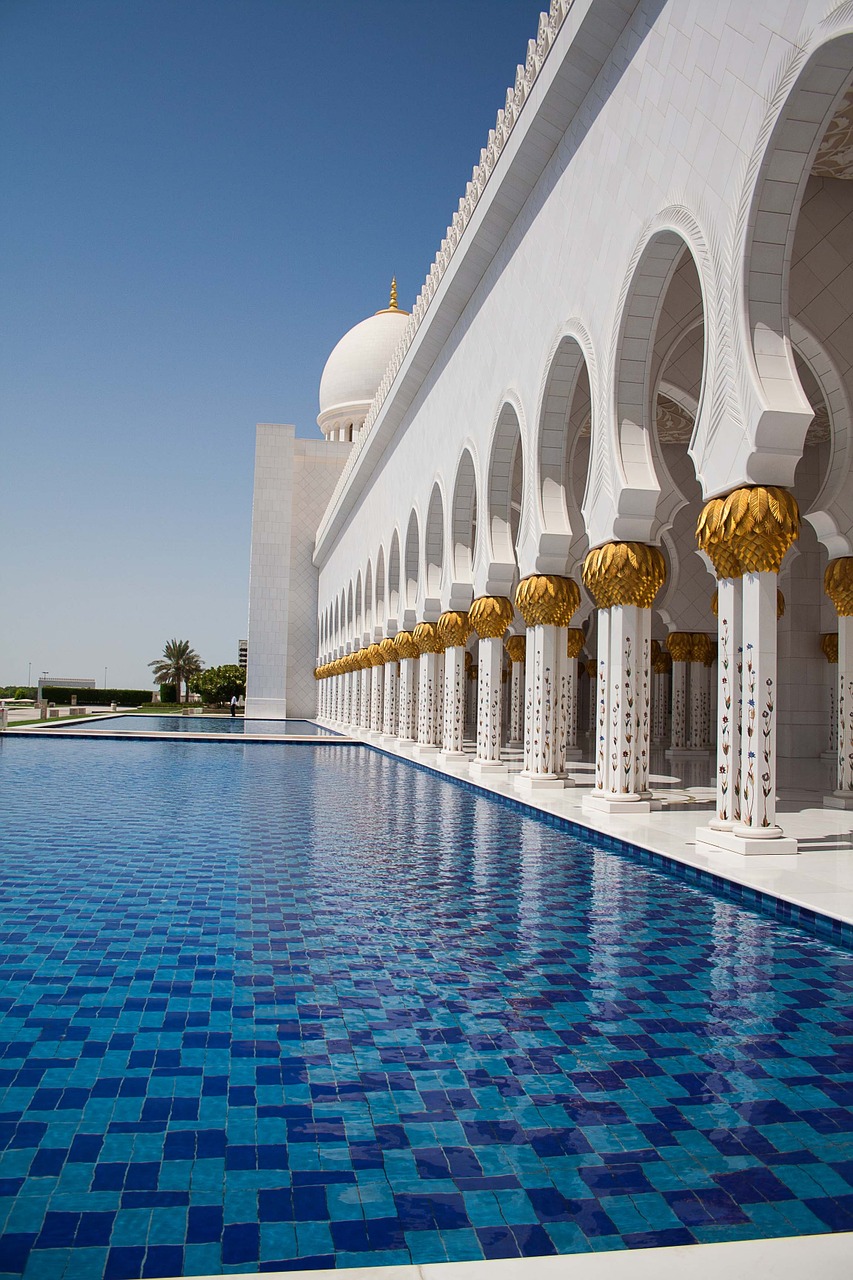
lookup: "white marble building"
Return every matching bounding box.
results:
[247,0,853,855]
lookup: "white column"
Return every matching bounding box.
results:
[584,604,652,813]
[359,668,370,730]
[370,664,383,733]
[416,652,440,751]
[710,577,743,830]
[652,668,668,743]
[397,659,417,742]
[670,661,688,749]
[472,638,506,772]
[382,662,398,738]
[592,608,610,794]
[518,625,568,789]
[440,648,467,758]
[509,659,525,745]
[688,659,703,749]
[737,572,783,836]
[565,656,581,758]
[701,570,797,853]
[828,616,853,807]
[828,683,838,755]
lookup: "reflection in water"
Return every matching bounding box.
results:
[3,739,853,1270]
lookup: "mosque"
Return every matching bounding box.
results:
[245,0,853,859]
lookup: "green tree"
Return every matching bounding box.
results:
[148,639,203,703]
[189,664,245,706]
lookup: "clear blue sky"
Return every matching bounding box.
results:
[1,0,543,689]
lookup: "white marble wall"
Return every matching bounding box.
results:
[246,425,347,719]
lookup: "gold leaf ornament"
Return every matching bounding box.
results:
[437,611,472,648]
[565,627,585,659]
[514,575,580,626]
[821,632,839,664]
[412,622,442,654]
[468,596,515,639]
[696,498,742,579]
[720,485,799,574]
[665,631,693,663]
[393,631,420,660]
[582,542,666,608]
[505,635,526,663]
[825,558,853,616]
[378,638,399,662]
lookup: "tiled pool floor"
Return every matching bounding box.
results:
[0,739,852,1278]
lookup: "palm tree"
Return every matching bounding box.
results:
[149,639,203,704]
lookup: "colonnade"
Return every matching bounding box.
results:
[317,485,853,852]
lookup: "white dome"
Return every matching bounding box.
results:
[318,306,409,431]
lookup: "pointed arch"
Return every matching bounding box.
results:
[423,482,445,618]
[404,509,420,614]
[481,399,525,595]
[449,447,478,609]
[375,545,387,630]
[364,560,374,639]
[535,323,596,574]
[388,529,402,624]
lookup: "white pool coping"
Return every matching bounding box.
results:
[162,1229,853,1279]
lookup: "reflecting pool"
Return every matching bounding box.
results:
[0,738,851,1277]
[60,715,338,736]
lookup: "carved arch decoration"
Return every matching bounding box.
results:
[532,320,597,577]
[731,11,853,489]
[404,508,420,617]
[387,529,402,626]
[422,481,445,621]
[354,571,363,641]
[791,318,853,559]
[586,206,718,547]
[375,545,386,630]
[447,445,479,611]
[478,392,527,596]
[364,560,374,639]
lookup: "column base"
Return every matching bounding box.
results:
[515,773,564,792]
[438,749,468,764]
[583,793,651,815]
[412,743,440,758]
[470,759,508,776]
[379,735,400,749]
[824,791,853,810]
[696,826,798,856]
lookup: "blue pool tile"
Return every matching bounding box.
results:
[1,740,853,1277]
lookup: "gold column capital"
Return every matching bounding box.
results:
[378,637,399,663]
[821,632,839,664]
[690,633,713,664]
[721,485,800,573]
[666,631,693,662]
[437,610,472,648]
[366,644,384,667]
[468,595,514,639]
[825,557,853,616]
[515,574,580,626]
[393,631,419,660]
[505,635,526,663]
[582,542,666,608]
[566,627,585,659]
[697,497,743,579]
[412,622,442,654]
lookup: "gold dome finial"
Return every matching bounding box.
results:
[375,277,409,317]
